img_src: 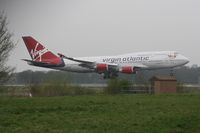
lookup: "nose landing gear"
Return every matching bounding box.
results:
[170,69,174,76]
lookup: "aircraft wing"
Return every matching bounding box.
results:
[58,53,93,64]
[58,53,118,69]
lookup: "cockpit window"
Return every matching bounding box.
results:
[168,52,178,59]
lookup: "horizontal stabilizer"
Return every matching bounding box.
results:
[22,59,64,67]
[22,59,50,65]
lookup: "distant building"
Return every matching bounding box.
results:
[150,76,177,94]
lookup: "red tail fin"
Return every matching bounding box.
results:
[22,36,61,65]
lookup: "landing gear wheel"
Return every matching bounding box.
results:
[170,69,174,76]
[102,72,118,79]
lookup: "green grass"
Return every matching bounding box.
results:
[0,94,200,133]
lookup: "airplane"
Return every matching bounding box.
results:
[22,36,189,79]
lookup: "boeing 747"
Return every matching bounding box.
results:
[22,36,189,79]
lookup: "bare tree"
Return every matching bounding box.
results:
[0,13,16,84]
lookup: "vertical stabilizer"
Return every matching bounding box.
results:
[22,36,63,65]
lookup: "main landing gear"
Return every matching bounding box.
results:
[102,72,118,79]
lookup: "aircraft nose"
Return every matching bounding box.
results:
[183,56,189,64]
[185,58,189,64]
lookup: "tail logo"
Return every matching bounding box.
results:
[30,42,48,61]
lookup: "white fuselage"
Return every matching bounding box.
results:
[58,51,189,73]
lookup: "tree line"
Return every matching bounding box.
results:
[11,66,200,85]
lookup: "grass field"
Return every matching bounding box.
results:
[0,94,200,133]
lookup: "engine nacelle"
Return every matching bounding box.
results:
[95,64,108,72]
[120,66,135,74]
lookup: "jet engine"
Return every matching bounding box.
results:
[120,66,136,74]
[95,64,108,72]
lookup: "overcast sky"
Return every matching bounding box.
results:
[0,0,200,72]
